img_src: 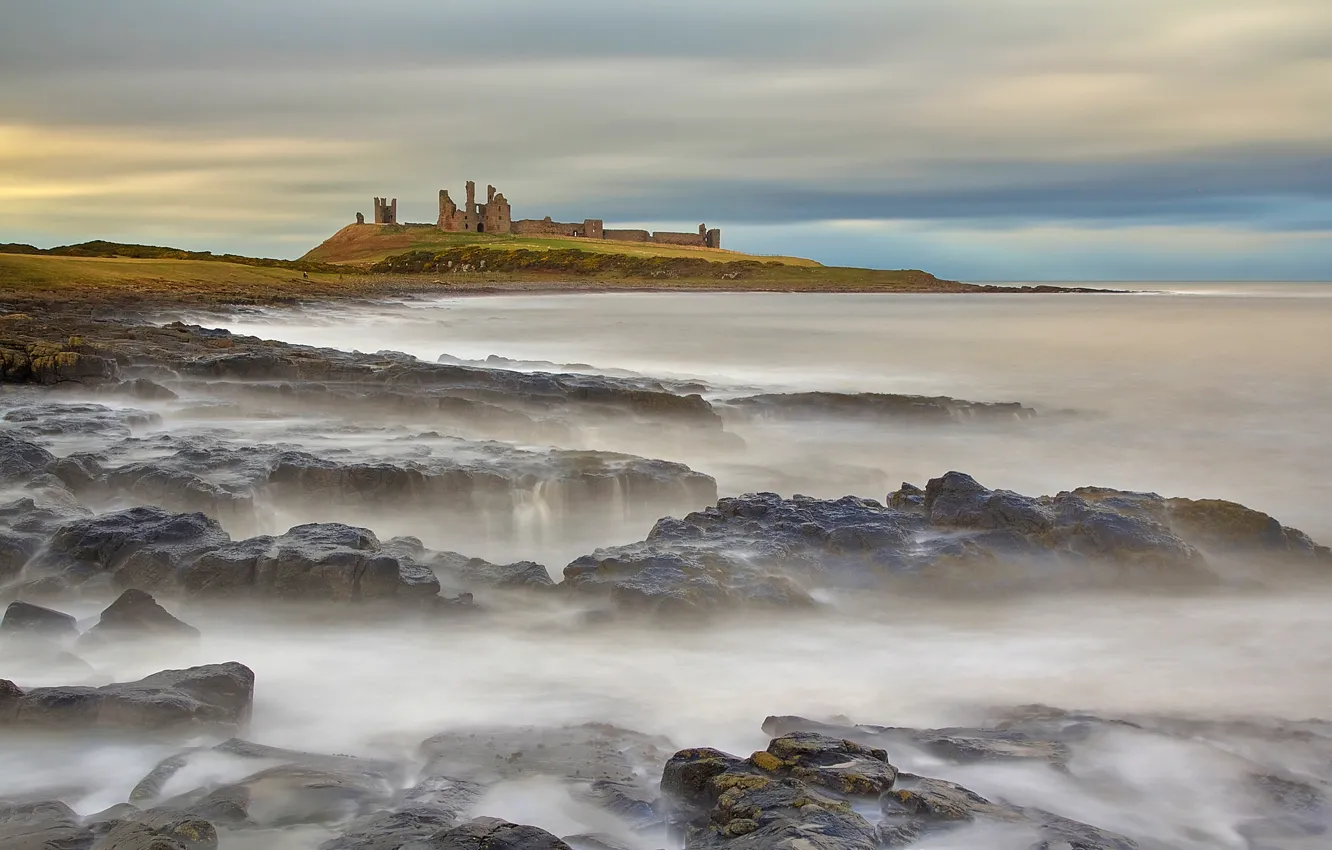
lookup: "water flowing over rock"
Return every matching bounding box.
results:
[562,472,1330,613]
[718,391,1037,424]
[400,817,574,850]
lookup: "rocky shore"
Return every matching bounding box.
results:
[2,298,1329,849]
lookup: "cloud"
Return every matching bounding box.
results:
[0,0,1329,277]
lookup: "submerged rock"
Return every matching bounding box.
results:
[321,808,461,850]
[719,391,1036,424]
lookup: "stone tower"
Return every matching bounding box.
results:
[373,197,398,225]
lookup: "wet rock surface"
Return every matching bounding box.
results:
[1,662,253,731]
[3,305,1331,850]
[719,391,1037,424]
[561,471,1330,614]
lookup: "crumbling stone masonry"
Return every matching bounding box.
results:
[363,182,720,248]
[439,181,511,233]
[372,197,398,225]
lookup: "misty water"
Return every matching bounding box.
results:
[5,285,1332,850]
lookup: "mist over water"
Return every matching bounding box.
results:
[6,285,1332,849]
[218,285,1332,539]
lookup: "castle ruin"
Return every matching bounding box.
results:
[360,182,719,249]
[372,197,397,225]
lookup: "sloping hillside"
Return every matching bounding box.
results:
[303,223,820,266]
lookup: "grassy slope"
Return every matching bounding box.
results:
[303,223,820,266]
[0,253,378,304]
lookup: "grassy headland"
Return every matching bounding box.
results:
[0,228,1108,311]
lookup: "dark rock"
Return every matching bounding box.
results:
[751,732,897,796]
[176,537,272,598]
[320,808,460,850]
[761,715,1070,767]
[100,378,179,402]
[877,776,1023,846]
[2,662,253,731]
[659,747,878,850]
[660,749,751,810]
[396,776,487,823]
[401,817,573,850]
[923,471,1053,534]
[254,523,439,602]
[79,589,199,645]
[88,808,217,850]
[720,392,1035,424]
[30,507,229,591]
[560,835,638,850]
[1,600,78,639]
[0,433,55,484]
[0,799,94,850]
[1166,497,1327,559]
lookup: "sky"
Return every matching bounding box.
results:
[1,0,1329,280]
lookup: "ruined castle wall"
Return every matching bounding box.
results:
[604,229,652,242]
[649,231,708,247]
[512,218,591,237]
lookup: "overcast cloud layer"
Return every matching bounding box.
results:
[2,0,1329,279]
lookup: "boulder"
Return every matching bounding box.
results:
[659,748,877,850]
[401,817,573,850]
[320,808,460,850]
[0,433,55,484]
[0,600,78,639]
[1166,497,1330,559]
[0,800,93,850]
[2,662,253,731]
[879,778,1138,849]
[176,537,273,598]
[31,507,229,590]
[253,523,440,602]
[87,808,217,850]
[79,589,199,646]
[761,715,1070,767]
[750,732,897,796]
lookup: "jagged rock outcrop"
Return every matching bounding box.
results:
[0,662,253,730]
[79,589,200,645]
[29,506,229,591]
[561,472,1329,613]
[660,746,878,850]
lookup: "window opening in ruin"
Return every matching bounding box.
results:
[477,223,485,233]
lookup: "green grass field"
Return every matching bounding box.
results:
[302,223,820,266]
